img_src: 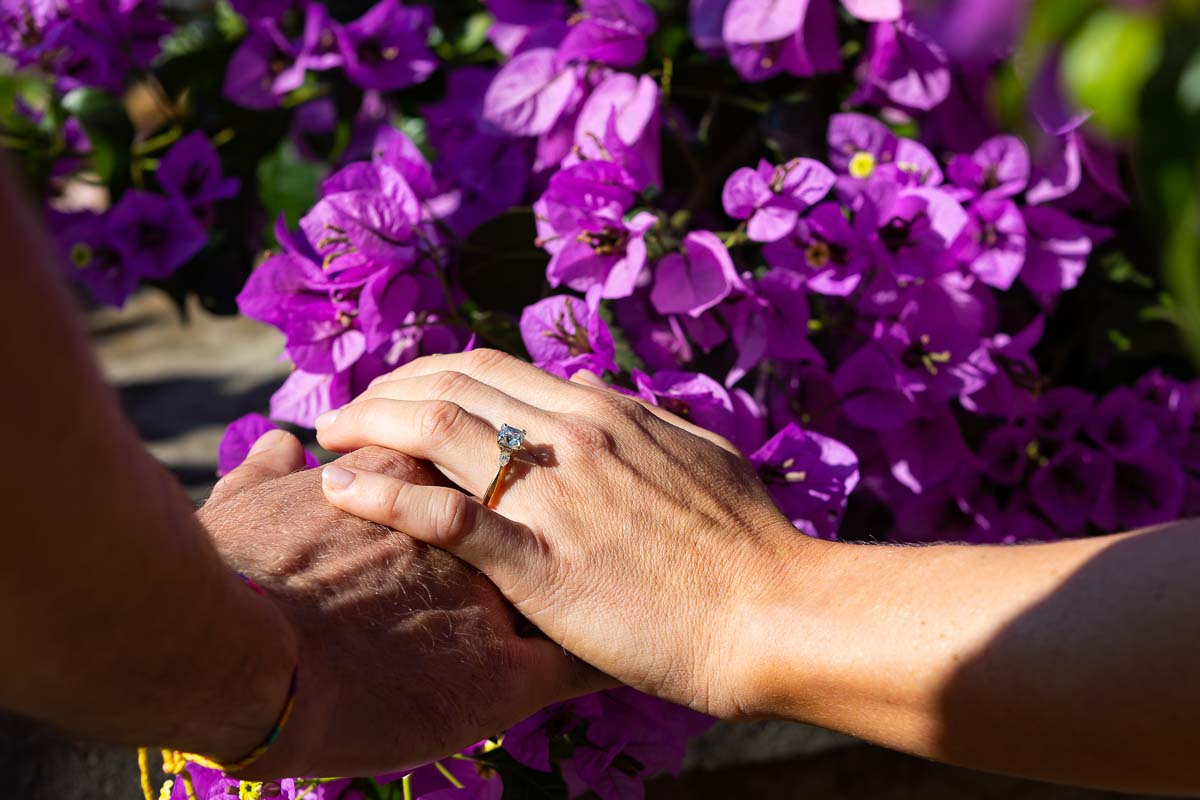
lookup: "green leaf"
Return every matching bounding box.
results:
[256,141,329,235]
[1062,8,1163,139]
[456,11,494,55]
[60,87,134,187]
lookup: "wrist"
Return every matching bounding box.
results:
[174,570,301,764]
[719,520,845,721]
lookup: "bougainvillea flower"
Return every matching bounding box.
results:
[487,0,567,24]
[861,185,968,280]
[841,0,901,21]
[108,190,207,279]
[750,422,859,539]
[978,424,1033,486]
[633,369,766,451]
[571,72,661,190]
[223,19,305,109]
[230,0,294,20]
[727,268,821,385]
[56,211,139,307]
[338,0,435,91]
[881,404,972,494]
[852,20,950,112]
[557,0,658,68]
[535,160,657,298]
[520,294,618,378]
[1018,205,1093,298]
[1029,443,1113,532]
[722,157,836,242]
[483,47,579,136]
[1084,387,1159,461]
[688,0,729,54]
[156,131,240,213]
[217,413,319,476]
[298,0,346,72]
[1030,387,1093,442]
[762,201,872,296]
[722,0,840,81]
[1090,453,1184,531]
[953,195,1026,290]
[650,230,743,317]
[946,134,1030,200]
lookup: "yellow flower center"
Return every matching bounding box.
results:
[848,151,876,179]
[69,242,93,269]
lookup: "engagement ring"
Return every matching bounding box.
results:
[483,424,526,507]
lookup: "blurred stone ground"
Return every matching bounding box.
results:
[0,291,1161,800]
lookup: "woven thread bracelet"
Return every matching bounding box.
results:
[138,571,299,799]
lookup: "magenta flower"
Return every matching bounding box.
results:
[223,19,305,109]
[557,0,658,68]
[218,413,319,476]
[978,424,1033,486]
[841,0,901,21]
[650,230,743,317]
[946,134,1030,200]
[881,404,972,494]
[486,0,567,25]
[721,0,840,81]
[156,131,240,216]
[953,195,1026,290]
[337,0,435,91]
[762,201,872,296]
[108,190,207,279]
[1084,387,1159,461]
[483,47,579,136]
[297,1,346,73]
[534,160,657,298]
[722,157,836,242]
[750,422,859,539]
[727,268,821,386]
[1032,387,1094,442]
[571,72,661,190]
[1018,205,1093,299]
[1030,444,1113,533]
[1090,454,1184,531]
[634,369,765,451]
[852,20,950,112]
[56,211,139,307]
[520,294,618,378]
[861,185,968,280]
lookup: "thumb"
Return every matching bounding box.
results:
[320,465,537,595]
[210,430,309,500]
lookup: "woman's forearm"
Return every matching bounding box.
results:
[0,161,297,760]
[737,522,1200,794]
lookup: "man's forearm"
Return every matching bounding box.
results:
[0,161,296,760]
[736,523,1200,794]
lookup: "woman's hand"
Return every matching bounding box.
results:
[314,349,820,718]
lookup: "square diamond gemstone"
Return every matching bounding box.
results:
[497,424,526,451]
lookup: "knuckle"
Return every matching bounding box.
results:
[343,445,423,479]
[427,369,473,399]
[420,399,467,444]
[430,489,476,548]
[558,418,614,454]
[464,347,510,371]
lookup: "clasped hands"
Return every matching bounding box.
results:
[210,349,807,778]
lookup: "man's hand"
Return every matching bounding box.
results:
[200,434,607,778]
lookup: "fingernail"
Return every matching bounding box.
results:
[248,429,288,456]
[322,464,356,490]
[315,409,339,429]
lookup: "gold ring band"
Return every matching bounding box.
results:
[483,424,526,508]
